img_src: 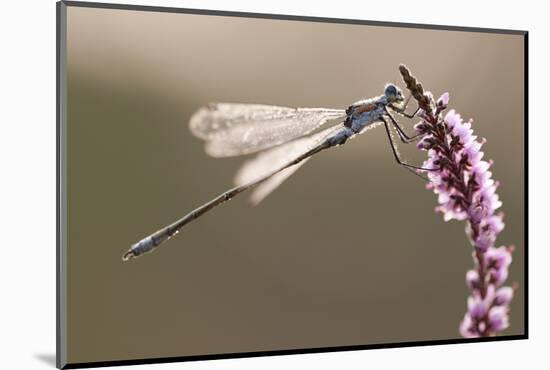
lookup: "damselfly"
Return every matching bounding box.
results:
[123,82,430,261]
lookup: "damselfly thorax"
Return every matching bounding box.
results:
[123,83,430,261]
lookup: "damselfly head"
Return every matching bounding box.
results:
[384,83,405,103]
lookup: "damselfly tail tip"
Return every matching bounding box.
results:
[123,235,156,262]
[122,250,136,262]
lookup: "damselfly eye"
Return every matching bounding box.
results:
[385,84,398,97]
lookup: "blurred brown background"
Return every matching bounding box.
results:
[65,6,525,364]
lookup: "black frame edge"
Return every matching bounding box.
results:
[62,335,527,369]
[62,0,527,35]
[523,31,529,338]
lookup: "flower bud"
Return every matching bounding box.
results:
[494,286,514,306]
[488,306,509,332]
[465,270,480,290]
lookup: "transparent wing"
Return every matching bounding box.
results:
[189,103,346,157]
[234,124,344,205]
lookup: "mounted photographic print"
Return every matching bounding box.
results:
[57,1,527,368]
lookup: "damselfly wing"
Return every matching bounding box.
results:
[189,104,346,157]
[233,124,344,205]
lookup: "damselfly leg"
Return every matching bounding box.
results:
[385,108,425,143]
[381,115,437,181]
[393,95,421,119]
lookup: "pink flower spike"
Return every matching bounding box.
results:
[400,77,514,338]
